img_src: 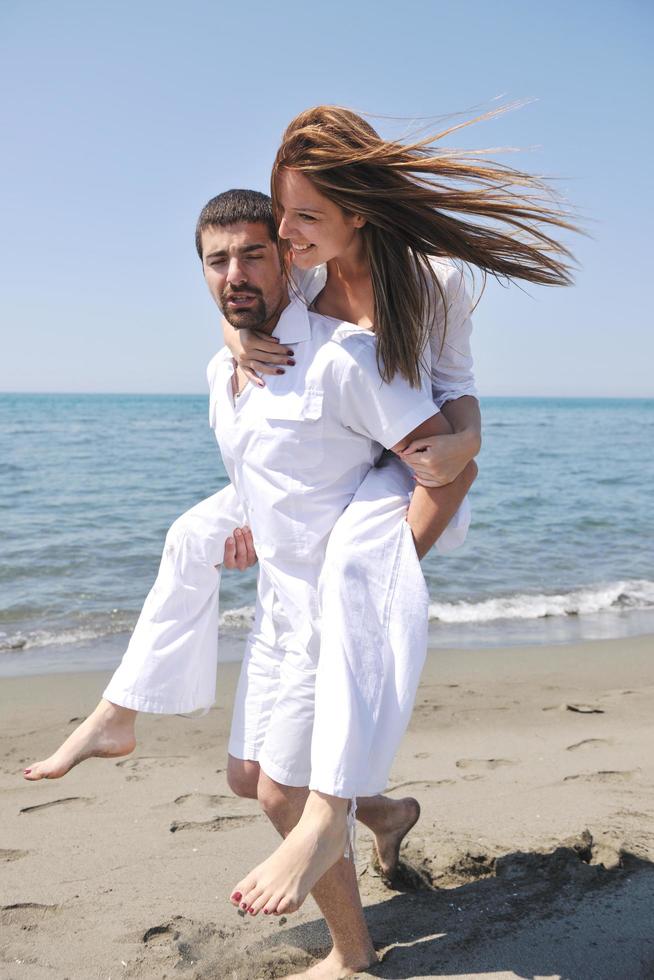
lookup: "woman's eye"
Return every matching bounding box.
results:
[298,213,316,222]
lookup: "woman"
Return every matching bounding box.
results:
[26,106,575,980]
[223,105,575,976]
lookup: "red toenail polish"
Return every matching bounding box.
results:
[241,902,247,909]
[24,769,31,774]
[264,910,269,915]
[233,892,242,902]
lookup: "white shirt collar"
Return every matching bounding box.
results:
[271,295,312,345]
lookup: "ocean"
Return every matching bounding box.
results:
[1,393,653,677]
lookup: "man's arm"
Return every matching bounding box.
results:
[400,395,481,487]
[392,414,478,559]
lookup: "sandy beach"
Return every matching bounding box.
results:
[2,634,653,980]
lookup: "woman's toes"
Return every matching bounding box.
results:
[249,891,271,916]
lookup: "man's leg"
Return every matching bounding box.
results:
[244,772,376,979]
[24,485,245,781]
[231,459,474,913]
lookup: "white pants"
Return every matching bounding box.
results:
[104,456,468,795]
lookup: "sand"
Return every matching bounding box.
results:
[1,634,653,980]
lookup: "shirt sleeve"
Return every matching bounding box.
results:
[333,334,438,449]
[427,260,478,408]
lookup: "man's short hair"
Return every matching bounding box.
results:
[195,189,276,258]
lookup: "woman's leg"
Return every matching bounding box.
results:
[24,484,245,780]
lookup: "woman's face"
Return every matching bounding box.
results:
[276,169,365,269]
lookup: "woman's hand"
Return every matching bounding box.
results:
[223,320,295,387]
[399,430,480,487]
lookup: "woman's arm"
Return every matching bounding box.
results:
[222,317,293,386]
[401,262,481,486]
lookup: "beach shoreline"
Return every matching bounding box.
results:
[2,635,653,979]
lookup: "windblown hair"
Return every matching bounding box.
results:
[195,188,276,258]
[271,105,579,386]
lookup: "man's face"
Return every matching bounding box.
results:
[201,222,288,332]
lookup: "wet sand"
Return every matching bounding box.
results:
[2,634,653,979]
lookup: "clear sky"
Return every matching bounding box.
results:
[1,0,651,397]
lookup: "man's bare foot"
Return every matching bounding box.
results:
[23,699,136,780]
[286,946,379,979]
[230,792,348,916]
[372,796,421,879]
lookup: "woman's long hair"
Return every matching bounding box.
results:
[271,105,579,387]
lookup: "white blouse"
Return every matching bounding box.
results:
[292,258,478,409]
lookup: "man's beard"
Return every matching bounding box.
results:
[221,284,268,330]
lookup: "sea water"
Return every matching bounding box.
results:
[1,394,652,676]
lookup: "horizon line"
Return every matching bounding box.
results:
[1,390,653,401]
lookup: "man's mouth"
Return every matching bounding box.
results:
[226,293,257,308]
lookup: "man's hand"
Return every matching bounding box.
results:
[400,430,480,487]
[223,527,258,571]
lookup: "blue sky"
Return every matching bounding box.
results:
[1,0,651,397]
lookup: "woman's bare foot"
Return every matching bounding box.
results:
[23,699,136,780]
[230,792,348,916]
[371,796,421,879]
[286,946,379,979]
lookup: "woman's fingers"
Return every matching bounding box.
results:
[242,366,265,387]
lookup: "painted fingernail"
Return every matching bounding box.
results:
[276,369,285,375]
[286,349,294,356]
[233,892,242,902]
[287,359,296,366]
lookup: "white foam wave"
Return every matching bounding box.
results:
[219,605,256,630]
[428,579,654,625]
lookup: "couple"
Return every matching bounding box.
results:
[25,106,574,979]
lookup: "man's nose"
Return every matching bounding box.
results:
[226,257,247,284]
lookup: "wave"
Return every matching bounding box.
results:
[3,581,653,654]
[428,579,654,625]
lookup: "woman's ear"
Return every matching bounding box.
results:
[352,214,367,229]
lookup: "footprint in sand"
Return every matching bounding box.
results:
[19,797,93,815]
[170,814,262,834]
[564,770,638,783]
[456,758,516,771]
[566,738,611,752]
[116,756,189,781]
[0,848,29,863]
[1,903,59,927]
[173,792,236,808]
[387,778,455,792]
[565,703,605,714]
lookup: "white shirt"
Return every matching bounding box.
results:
[207,298,436,640]
[294,258,478,409]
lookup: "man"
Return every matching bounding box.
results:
[200,190,475,976]
[26,190,476,978]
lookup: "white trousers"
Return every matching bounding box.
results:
[104,456,468,796]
